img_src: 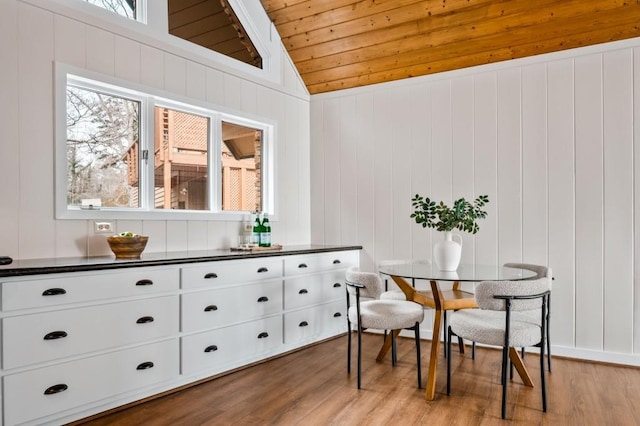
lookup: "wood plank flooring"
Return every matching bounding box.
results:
[76,333,640,425]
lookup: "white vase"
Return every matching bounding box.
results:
[434,231,462,271]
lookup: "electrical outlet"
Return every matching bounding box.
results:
[94,221,113,234]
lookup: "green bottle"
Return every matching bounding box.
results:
[260,214,271,247]
[252,213,262,245]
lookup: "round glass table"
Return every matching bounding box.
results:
[377,261,537,401]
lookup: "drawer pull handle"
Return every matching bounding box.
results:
[299,321,309,327]
[333,312,342,318]
[44,384,68,395]
[42,288,66,296]
[44,331,68,340]
[204,273,218,279]
[257,296,269,302]
[333,282,342,288]
[136,279,153,286]
[257,332,269,339]
[298,263,308,269]
[333,259,341,264]
[299,289,308,294]
[136,316,154,324]
[136,361,154,370]
[205,345,218,353]
[204,305,218,312]
[257,267,269,273]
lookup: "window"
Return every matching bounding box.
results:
[83,0,139,20]
[55,64,275,220]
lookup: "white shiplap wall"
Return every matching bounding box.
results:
[0,0,311,259]
[310,38,640,365]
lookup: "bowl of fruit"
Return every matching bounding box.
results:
[106,232,148,259]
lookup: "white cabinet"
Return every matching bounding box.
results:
[0,247,359,425]
[3,339,179,426]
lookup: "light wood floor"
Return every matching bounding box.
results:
[77,333,640,425]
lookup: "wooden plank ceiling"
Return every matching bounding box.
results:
[260,0,640,94]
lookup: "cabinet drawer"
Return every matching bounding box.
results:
[3,339,179,426]
[283,270,347,310]
[181,315,283,375]
[284,250,359,276]
[284,301,347,344]
[181,259,283,289]
[182,280,282,332]
[1,267,179,312]
[2,295,179,370]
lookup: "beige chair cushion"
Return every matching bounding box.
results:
[379,289,406,301]
[450,309,541,348]
[348,300,424,330]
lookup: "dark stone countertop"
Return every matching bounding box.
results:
[0,245,362,278]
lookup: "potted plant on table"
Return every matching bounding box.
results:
[410,194,489,271]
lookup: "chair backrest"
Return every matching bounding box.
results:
[345,267,384,300]
[504,262,552,289]
[475,277,551,312]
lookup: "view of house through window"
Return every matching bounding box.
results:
[83,0,137,20]
[66,85,140,209]
[153,107,209,211]
[221,121,262,212]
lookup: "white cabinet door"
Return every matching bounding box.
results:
[283,270,347,310]
[1,267,179,311]
[181,315,283,375]
[3,339,179,426]
[181,259,283,289]
[284,250,359,276]
[3,296,179,369]
[182,280,283,332]
[284,301,347,344]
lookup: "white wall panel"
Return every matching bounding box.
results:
[54,14,85,68]
[521,64,547,265]
[140,45,164,90]
[323,98,341,245]
[355,92,375,271]
[410,85,431,261]
[635,47,640,355]
[372,90,393,262]
[574,54,604,351]
[0,0,20,258]
[205,68,225,105]
[475,72,498,266]
[339,96,358,245]
[602,49,634,353]
[310,39,640,362]
[187,221,208,251]
[310,99,325,245]
[496,68,521,266]
[18,3,56,259]
[164,54,186,95]
[186,60,206,101]
[451,76,475,264]
[166,221,188,252]
[390,86,414,260]
[86,25,114,75]
[547,58,576,348]
[114,35,140,82]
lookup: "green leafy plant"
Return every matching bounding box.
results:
[410,194,489,234]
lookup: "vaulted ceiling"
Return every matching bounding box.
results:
[260,0,640,94]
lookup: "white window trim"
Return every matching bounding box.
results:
[54,62,277,221]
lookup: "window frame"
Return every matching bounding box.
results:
[54,63,276,221]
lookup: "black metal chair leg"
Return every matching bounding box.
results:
[472,341,476,360]
[415,323,422,388]
[347,323,352,373]
[357,324,362,389]
[501,345,509,419]
[541,341,547,412]
[447,326,453,396]
[391,330,397,366]
[547,295,552,372]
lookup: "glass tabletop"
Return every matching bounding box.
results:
[378,261,537,282]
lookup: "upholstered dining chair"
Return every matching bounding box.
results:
[345,267,424,389]
[504,263,553,371]
[446,277,551,419]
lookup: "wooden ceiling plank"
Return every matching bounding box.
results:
[260,0,309,14]
[169,1,222,30]
[188,25,240,47]
[300,7,640,86]
[304,17,640,93]
[170,12,232,37]
[168,0,206,15]
[288,0,635,63]
[276,0,425,39]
